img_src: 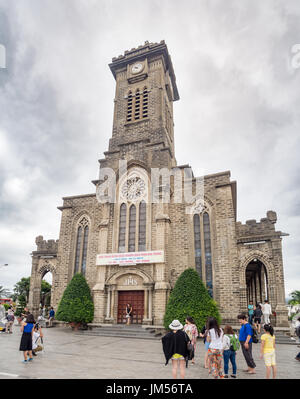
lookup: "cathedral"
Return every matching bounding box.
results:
[28,41,289,327]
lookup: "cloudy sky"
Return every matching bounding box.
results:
[0,0,299,298]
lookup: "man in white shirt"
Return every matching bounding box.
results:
[262,300,272,324]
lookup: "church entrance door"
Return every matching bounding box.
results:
[117,290,144,324]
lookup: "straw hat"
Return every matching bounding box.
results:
[169,319,183,330]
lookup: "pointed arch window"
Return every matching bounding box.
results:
[203,212,213,297]
[138,201,146,251]
[81,226,89,276]
[118,203,127,252]
[74,226,82,273]
[128,205,136,252]
[193,214,202,280]
[74,217,90,275]
[193,211,213,297]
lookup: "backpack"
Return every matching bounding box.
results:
[252,328,259,344]
[228,334,240,351]
[254,308,262,318]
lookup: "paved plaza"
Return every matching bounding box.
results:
[0,326,299,379]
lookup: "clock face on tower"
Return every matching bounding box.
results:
[131,62,144,74]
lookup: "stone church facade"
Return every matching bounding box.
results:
[28,41,289,326]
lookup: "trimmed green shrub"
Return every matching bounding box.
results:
[164,268,221,330]
[56,273,94,324]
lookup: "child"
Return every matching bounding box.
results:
[222,325,239,378]
[260,324,276,379]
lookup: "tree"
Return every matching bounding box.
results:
[0,286,12,298]
[164,268,221,331]
[13,277,30,302]
[288,290,300,305]
[41,280,52,307]
[56,273,94,326]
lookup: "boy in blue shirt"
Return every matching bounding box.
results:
[238,314,256,374]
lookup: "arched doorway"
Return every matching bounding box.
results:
[41,271,52,310]
[245,259,268,305]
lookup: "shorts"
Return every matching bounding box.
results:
[254,317,261,324]
[205,341,210,351]
[263,351,276,366]
[171,353,184,360]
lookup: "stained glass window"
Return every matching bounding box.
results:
[128,204,136,252]
[203,212,213,297]
[81,226,89,276]
[193,214,202,280]
[118,203,127,252]
[138,201,146,251]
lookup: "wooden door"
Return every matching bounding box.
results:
[117,291,144,324]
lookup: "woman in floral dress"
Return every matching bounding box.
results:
[183,316,199,365]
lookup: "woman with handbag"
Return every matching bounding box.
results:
[183,317,198,365]
[206,317,224,379]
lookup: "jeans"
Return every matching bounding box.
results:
[223,350,237,375]
[248,314,253,325]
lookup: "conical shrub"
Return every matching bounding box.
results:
[164,268,221,330]
[56,273,94,323]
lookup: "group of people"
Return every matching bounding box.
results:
[19,308,44,363]
[248,300,272,332]
[162,312,278,379]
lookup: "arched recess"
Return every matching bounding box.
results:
[105,268,154,324]
[38,261,56,308]
[239,251,276,310]
[106,268,154,286]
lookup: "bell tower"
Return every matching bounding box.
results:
[99,40,180,173]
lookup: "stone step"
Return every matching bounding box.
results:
[76,331,161,340]
[75,324,162,340]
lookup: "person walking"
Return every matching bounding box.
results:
[260,324,277,379]
[48,307,55,327]
[262,300,272,325]
[5,308,14,334]
[183,316,198,365]
[206,317,224,379]
[162,320,190,379]
[253,304,263,334]
[199,317,214,370]
[238,314,256,374]
[19,313,35,363]
[248,301,254,325]
[222,325,239,378]
[125,303,133,325]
